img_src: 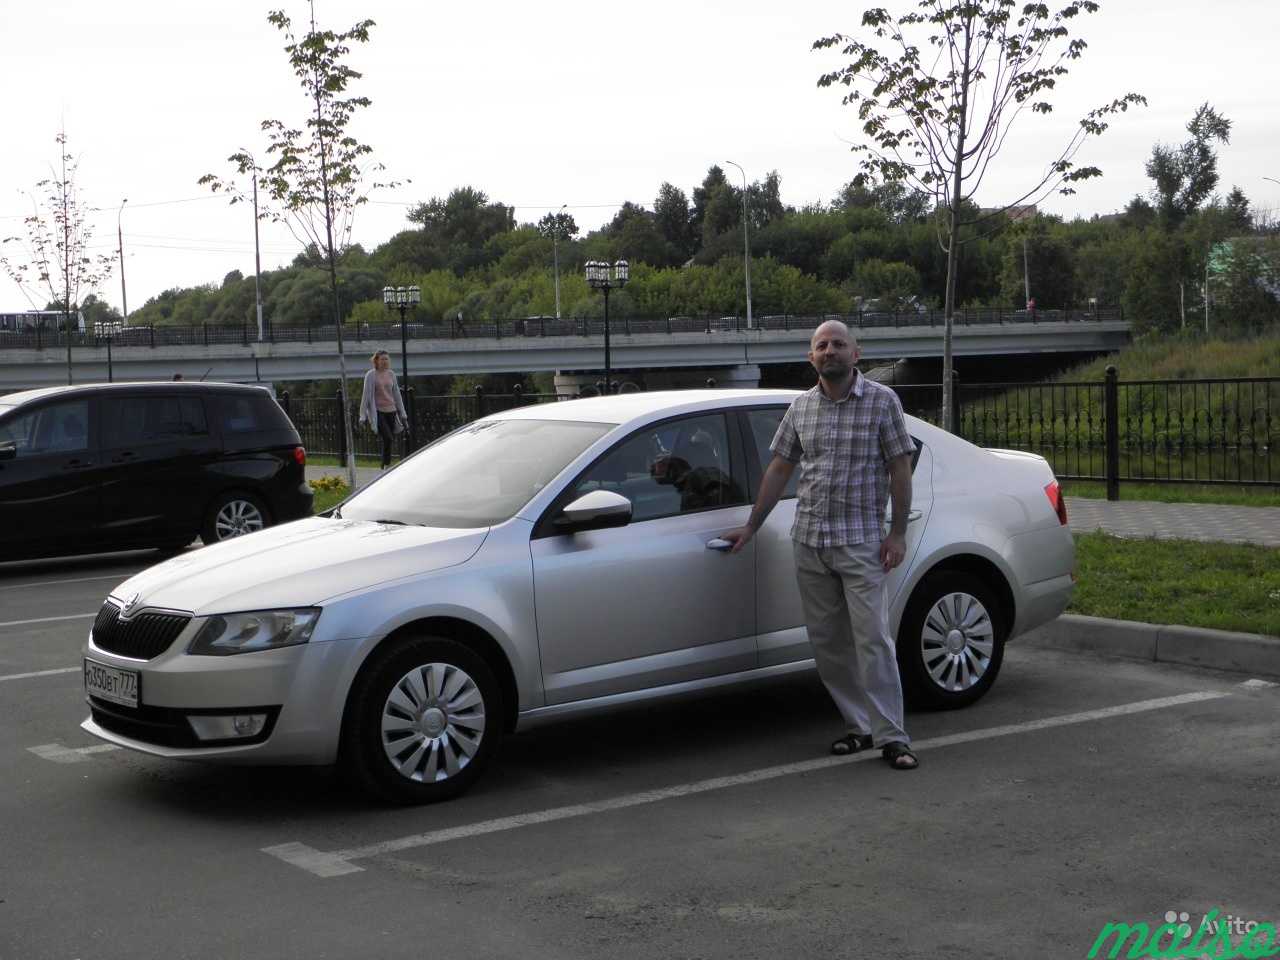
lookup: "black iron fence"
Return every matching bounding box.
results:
[0,306,1123,351]
[888,370,1277,496]
[280,386,559,462]
[280,370,1278,498]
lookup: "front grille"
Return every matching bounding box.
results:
[92,603,191,660]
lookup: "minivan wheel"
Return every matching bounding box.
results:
[897,571,1006,710]
[342,636,502,804]
[202,492,269,544]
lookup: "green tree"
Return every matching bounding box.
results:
[815,1,1144,424]
[654,183,695,260]
[1145,103,1232,226]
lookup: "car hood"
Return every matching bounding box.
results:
[108,517,488,615]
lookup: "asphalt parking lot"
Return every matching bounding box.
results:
[2,548,1277,960]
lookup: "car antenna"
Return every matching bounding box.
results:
[199,368,213,381]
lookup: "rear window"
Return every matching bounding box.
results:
[218,392,293,434]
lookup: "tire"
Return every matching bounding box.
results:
[201,491,270,544]
[897,571,1006,710]
[341,635,503,804]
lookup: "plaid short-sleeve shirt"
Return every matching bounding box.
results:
[770,373,916,547]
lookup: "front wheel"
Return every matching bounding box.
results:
[897,571,1006,710]
[342,636,502,804]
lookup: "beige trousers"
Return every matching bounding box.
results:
[793,541,909,747]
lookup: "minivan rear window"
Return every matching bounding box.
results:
[219,393,292,433]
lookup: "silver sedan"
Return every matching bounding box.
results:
[82,389,1074,803]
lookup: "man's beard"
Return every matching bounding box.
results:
[818,359,851,382]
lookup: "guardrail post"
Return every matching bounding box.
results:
[242,323,248,346]
[474,384,485,420]
[149,324,155,349]
[279,390,290,416]
[1104,365,1120,501]
[540,316,546,337]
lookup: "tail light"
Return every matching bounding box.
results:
[1044,480,1067,526]
[293,446,306,466]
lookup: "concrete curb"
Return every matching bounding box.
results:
[1021,614,1280,679]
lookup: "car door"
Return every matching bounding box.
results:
[739,405,933,667]
[530,411,757,705]
[99,393,217,543]
[0,398,101,560]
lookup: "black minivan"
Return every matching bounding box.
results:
[0,382,314,562]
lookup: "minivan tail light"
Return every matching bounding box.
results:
[1044,481,1067,526]
[293,446,306,466]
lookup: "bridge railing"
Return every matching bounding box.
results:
[0,306,1123,351]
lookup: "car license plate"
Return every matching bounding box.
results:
[84,658,139,708]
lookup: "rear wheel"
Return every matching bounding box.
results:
[202,491,269,544]
[342,635,502,804]
[897,571,1006,709]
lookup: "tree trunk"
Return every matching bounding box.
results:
[942,16,974,433]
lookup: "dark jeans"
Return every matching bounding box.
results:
[376,411,398,467]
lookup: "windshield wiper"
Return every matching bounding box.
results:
[371,518,410,526]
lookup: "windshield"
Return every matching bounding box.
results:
[339,418,614,528]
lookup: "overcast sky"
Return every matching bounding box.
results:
[3,0,1278,315]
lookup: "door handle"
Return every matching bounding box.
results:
[706,538,733,552]
[64,458,94,470]
[111,451,137,464]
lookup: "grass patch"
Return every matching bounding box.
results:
[1069,532,1280,637]
[1053,331,1280,382]
[310,481,351,514]
[1061,481,1280,507]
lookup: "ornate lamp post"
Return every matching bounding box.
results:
[724,160,754,330]
[383,284,421,447]
[585,259,629,394]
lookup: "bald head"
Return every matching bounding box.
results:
[808,320,860,389]
[810,319,856,350]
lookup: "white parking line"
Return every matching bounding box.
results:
[0,574,129,591]
[0,613,96,629]
[263,689,1231,878]
[0,666,79,683]
[28,742,121,764]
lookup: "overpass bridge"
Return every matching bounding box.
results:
[0,310,1129,391]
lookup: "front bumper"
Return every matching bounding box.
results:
[81,627,367,765]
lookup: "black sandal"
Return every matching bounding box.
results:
[830,733,874,756]
[881,742,919,770]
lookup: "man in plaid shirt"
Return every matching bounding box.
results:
[724,320,918,770]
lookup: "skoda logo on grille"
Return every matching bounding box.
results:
[121,592,142,619]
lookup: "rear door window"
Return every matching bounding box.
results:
[102,396,208,447]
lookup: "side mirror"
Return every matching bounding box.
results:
[0,442,15,462]
[553,490,632,533]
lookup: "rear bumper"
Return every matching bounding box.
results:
[1011,573,1074,638]
[272,480,315,523]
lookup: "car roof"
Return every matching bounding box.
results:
[488,385,963,451]
[0,381,271,407]
[490,389,805,426]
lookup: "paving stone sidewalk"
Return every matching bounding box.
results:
[307,466,1280,548]
[1066,498,1280,548]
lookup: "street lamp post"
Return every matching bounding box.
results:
[117,199,128,322]
[724,160,753,330]
[585,260,629,394]
[383,284,421,447]
[241,149,265,342]
[553,203,566,321]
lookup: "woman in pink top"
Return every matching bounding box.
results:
[358,350,407,468]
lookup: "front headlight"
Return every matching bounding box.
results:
[188,608,320,657]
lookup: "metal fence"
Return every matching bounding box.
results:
[281,369,1277,497]
[0,306,1123,351]
[280,386,559,461]
[944,370,1278,494]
